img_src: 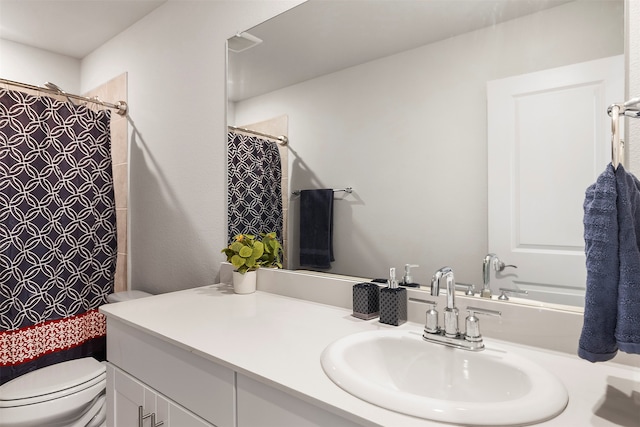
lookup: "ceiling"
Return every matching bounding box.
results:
[228,0,573,102]
[0,0,574,93]
[0,0,167,58]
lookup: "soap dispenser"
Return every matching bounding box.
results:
[400,264,420,288]
[352,282,380,320]
[379,267,407,326]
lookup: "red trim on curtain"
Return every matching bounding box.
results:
[0,309,106,366]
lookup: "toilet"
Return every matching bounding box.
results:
[0,290,151,427]
[106,290,152,303]
[0,358,107,427]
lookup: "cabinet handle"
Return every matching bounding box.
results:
[151,412,164,427]
[138,406,152,427]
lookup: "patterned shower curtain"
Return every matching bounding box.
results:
[227,131,283,242]
[0,88,117,385]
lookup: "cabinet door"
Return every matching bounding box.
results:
[107,363,214,427]
[108,363,156,427]
[107,319,234,426]
[156,395,214,427]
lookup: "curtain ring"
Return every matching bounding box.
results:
[611,104,621,170]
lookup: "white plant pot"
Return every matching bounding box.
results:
[233,270,257,294]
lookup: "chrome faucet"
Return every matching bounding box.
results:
[430,267,458,337]
[423,266,501,351]
[481,253,517,298]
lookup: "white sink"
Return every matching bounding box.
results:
[321,329,568,426]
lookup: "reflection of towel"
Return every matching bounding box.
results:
[579,164,619,362]
[614,165,640,355]
[299,189,334,269]
[579,164,640,362]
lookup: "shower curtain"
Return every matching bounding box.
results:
[0,88,117,385]
[227,131,283,242]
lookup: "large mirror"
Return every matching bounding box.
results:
[227,0,625,307]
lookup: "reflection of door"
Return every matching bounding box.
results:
[487,55,624,306]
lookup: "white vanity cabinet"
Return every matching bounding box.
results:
[104,317,365,427]
[107,364,213,427]
[236,373,363,427]
[105,319,235,427]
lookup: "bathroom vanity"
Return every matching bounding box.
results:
[100,268,639,427]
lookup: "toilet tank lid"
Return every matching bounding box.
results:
[107,290,152,302]
[0,358,105,401]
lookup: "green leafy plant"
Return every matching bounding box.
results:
[221,232,283,274]
[259,231,283,269]
[222,234,263,274]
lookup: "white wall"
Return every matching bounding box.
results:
[628,0,640,171]
[233,1,623,283]
[80,1,303,294]
[0,38,80,92]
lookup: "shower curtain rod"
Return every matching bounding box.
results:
[228,125,288,146]
[0,78,128,116]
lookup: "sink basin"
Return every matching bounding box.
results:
[321,329,568,426]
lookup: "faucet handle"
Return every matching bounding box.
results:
[424,300,439,334]
[455,283,475,296]
[497,288,528,300]
[466,307,502,317]
[410,298,439,334]
[402,264,419,284]
[464,306,502,344]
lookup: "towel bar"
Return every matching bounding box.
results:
[292,187,352,196]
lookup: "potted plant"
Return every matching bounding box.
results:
[221,232,283,294]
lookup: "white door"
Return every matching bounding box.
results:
[487,55,624,306]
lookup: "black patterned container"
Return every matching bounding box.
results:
[379,287,407,326]
[352,283,380,320]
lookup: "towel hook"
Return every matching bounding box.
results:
[611,104,623,170]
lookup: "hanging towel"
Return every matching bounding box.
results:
[299,189,334,269]
[613,165,640,355]
[579,163,640,362]
[579,164,619,362]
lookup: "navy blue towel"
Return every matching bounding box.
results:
[299,189,334,269]
[579,164,640,362]
[579,164,619,362]
[614,165,640,355]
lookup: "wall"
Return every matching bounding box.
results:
[84,73,129,293]
[80,1,304,294]
[232,1,623,283]
[628,0,640,171]
[0,38,80,92]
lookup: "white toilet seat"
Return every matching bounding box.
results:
[0,357,106,404]
[0,370,106,407]
[0,358,107,427]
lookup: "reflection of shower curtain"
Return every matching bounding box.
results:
[0,88,117,385]
[227,131,283,242]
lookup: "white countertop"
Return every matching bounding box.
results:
[100,284,639,427]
